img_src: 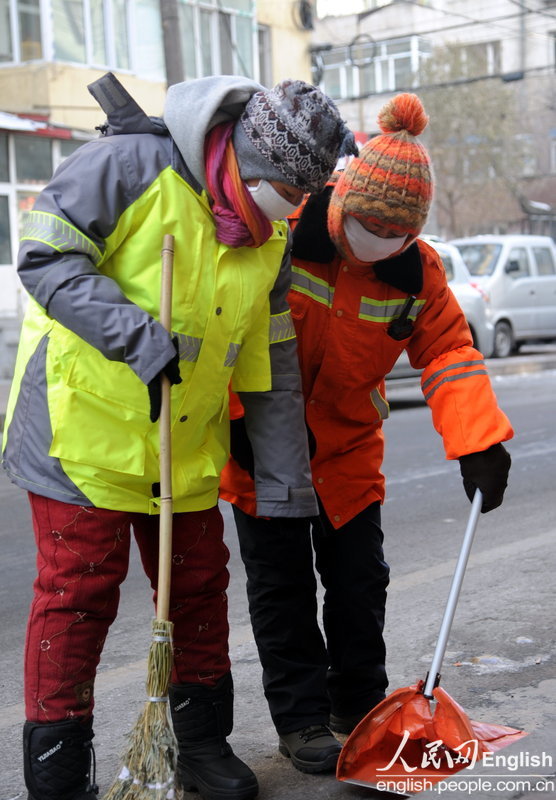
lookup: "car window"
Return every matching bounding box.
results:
[456,243,501,276]
[505,247,530,279]
[438,252,454,281]
[532,247,556,276]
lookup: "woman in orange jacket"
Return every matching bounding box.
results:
[220,93,512,775]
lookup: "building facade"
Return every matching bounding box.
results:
[311,0,556,239]
[3,0,554,378]
[0,0,314,376]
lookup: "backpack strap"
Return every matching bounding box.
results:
[87,72,167,136]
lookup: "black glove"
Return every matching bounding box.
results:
[230,417,255,478]
[148,338,182,423]
[458,443,511,513]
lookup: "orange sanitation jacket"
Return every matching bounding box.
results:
[220,190,513,528]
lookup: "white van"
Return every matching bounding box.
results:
[449,235,556,357]
[428,240,494,358]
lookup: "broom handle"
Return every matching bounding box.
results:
[423,489,483,699]
[157,234,175,622]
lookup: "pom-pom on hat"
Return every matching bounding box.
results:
[328,93,433,259]
[233,79,357,194]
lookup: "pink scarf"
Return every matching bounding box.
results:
[204,122,273,248]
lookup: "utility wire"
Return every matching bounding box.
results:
[318,4,553,47]
[507,0,556,21]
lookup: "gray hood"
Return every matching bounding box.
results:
[163,75,263,189]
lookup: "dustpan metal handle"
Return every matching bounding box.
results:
[423,489,483,699]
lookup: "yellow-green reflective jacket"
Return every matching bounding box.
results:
[2,129,315,516]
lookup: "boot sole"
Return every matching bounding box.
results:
[177,765,258,800]
[278,742,341,774]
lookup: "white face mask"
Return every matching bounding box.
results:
[247,180,301,221]
[344,215,407,263]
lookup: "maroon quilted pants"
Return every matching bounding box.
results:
[25,492,230,723]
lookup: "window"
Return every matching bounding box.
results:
[1,0,13,61]
[53,0,85,62]
[464,143,495,182]
[52,0,136,70]
[317,48,344,99]
[0,131,89,277]
[0,134,8,181]
[17,190,38,236]
[113,0,130,69]
[257,24,272,87]
[2,0,164,78]
[90,0,107,64]
[132,0,164,77]
[317,36,430,100]
[219,11,234,74]
[457,243,502,276]
[181,1,196,79]
[532,247,556,276]
[52,138,86,172]
[234,12,253,77]
[2,0,256,79]
[14,135,52,183]
[179,0,256,80]
[439,252,454,282]
[0,0,42,62]
[505,247,530,279]
[18,0,42,59]
[457,41,500,78]
[0,195,12,264]
[515,134,537,177]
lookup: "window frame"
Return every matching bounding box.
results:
[532,246,556,276]
[505,247,531,279]
[1,0,257,79]
[179,0,256,80]
[317,35,430,100]
[1,0,166,79]
[0,131,85,268]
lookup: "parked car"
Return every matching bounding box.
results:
[427,240,494,358]
[449,234,556,358]
[387,240,494,382]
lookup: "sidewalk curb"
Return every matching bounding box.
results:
[487,354,556,378]
[386,353,556,393]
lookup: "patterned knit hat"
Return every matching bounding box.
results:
[233,79,357,194]
[328,93,433,260]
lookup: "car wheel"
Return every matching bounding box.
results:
[493,321,514,358]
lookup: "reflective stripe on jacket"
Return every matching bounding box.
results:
[2,131,297,514]
[220,189,513,528]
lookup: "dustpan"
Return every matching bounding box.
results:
[337,489,528,794]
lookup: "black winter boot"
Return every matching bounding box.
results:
[23,718,98,800]
[169,674,258,800]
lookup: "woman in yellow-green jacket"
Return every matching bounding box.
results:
[1,72,356,800]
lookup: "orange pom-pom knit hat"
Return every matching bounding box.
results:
[328,92,433,262]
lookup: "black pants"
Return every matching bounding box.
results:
[233,501,390,735]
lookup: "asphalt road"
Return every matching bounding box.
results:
[0,357,555,800]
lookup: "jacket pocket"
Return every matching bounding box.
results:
[49,384,147,475]
[47,338,147,475]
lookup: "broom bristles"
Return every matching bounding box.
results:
[103,620,178,800]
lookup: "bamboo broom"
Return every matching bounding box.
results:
[104,234,178,800]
